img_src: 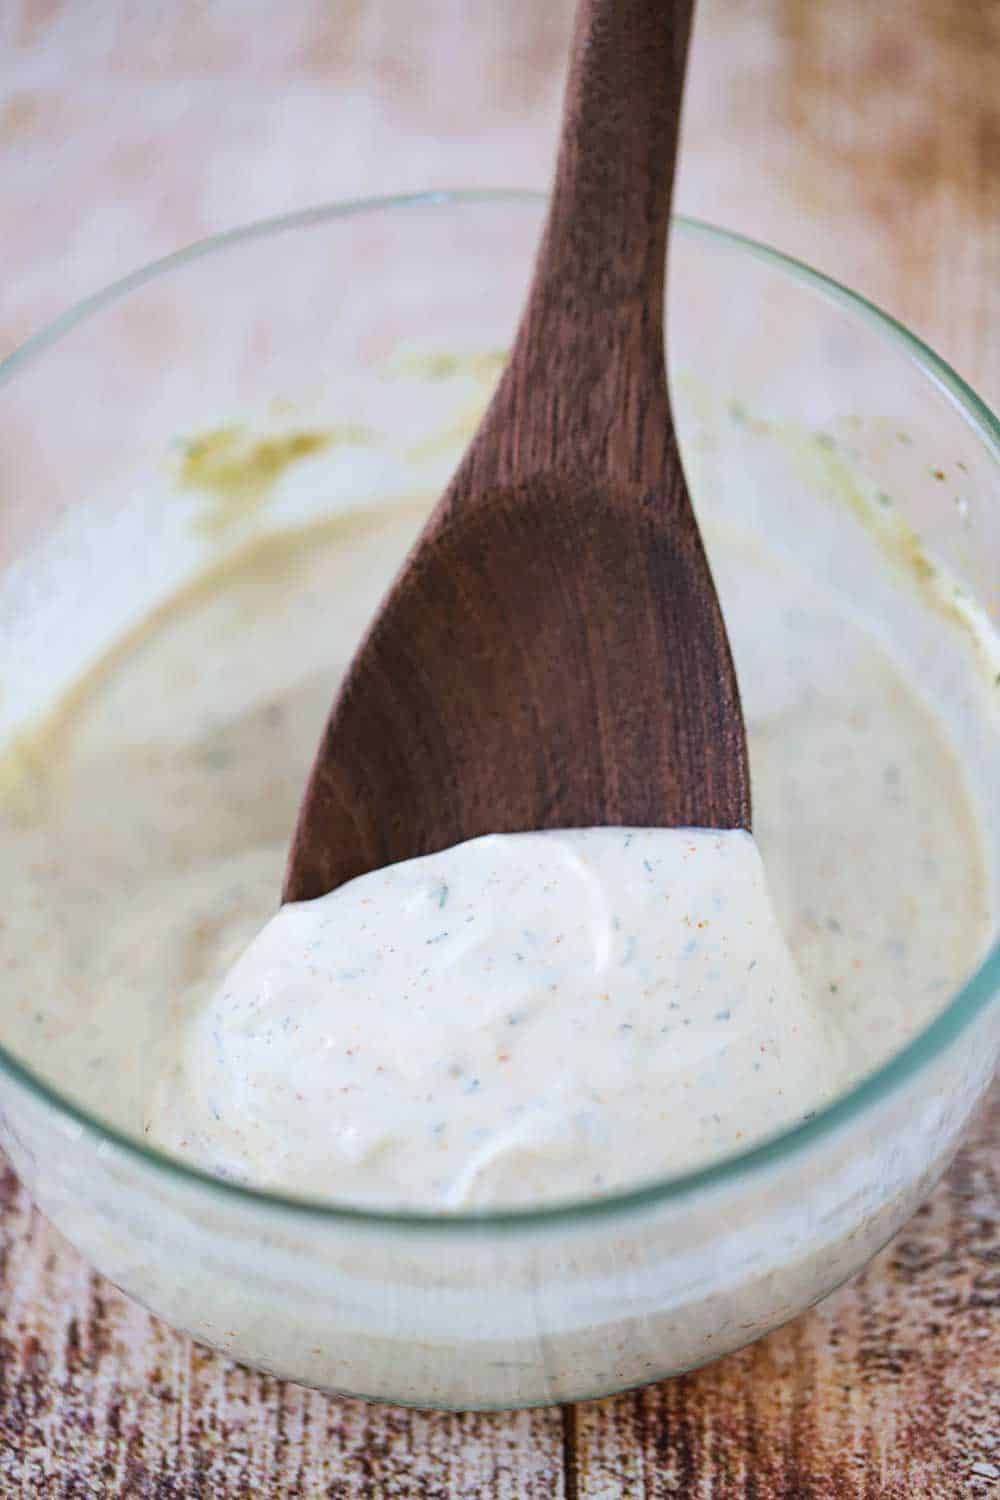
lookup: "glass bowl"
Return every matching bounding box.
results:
[0,192,997,1411]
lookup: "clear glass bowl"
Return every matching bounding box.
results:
[0,193,998,1410]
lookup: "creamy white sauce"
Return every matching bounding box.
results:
[0,420,995,1212]
[146,828,850,1205]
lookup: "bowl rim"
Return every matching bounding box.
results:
[1,187,998,1231]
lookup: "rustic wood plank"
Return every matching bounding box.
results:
[572,1083,1000,1499]
[0,1164,566,1496]
[678,0,1000,411]
[0,1090,993,1495]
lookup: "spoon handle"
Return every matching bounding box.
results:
[449,0,694,505]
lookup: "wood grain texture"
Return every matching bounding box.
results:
[285,0,750,902]
[0,1094,994,1496]
[284,476,750,900]
[573,1087,1000,1499]
[1,0,998,1493]
[0,1161,566,1496]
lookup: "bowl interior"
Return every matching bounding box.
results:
[0,192,998,1228]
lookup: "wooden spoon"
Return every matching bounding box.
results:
[284,0,749,904]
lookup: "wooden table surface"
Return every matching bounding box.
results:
[2,1,998,1494]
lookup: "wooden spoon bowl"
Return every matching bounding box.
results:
[285,0,750,903]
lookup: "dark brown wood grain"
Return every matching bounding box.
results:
[284,0,750,902]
